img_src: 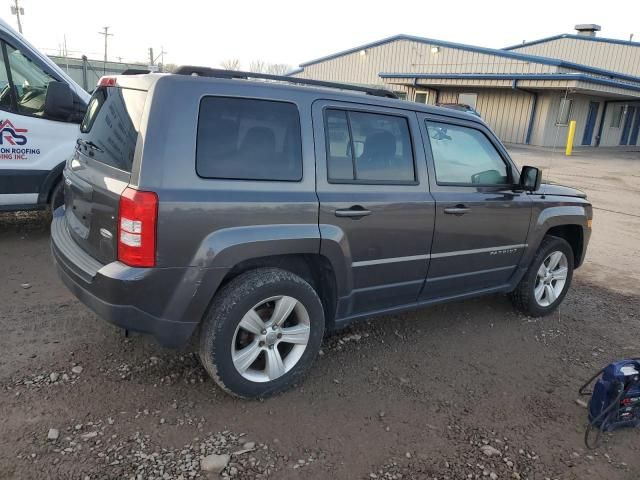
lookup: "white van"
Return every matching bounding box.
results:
[0,18,89,213]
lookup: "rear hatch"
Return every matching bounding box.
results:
[64,81,147,264]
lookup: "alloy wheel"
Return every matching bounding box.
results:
[534,251,568,307]
[231,295,310,383]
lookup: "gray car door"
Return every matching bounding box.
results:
[416,113,532,300]
[312,100,435,320]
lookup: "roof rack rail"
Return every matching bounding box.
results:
[172,66,398,99]
[121,68,152,75]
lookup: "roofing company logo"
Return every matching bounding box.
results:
[0,119,28,146]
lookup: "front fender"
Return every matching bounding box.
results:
[522,201,592,267]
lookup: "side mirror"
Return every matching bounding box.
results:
[519,166,542,191]
[44,81,74,121]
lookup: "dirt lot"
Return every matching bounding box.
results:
[1,148,639,480]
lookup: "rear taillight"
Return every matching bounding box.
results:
[98,76,117,87]
[117,187,158,267]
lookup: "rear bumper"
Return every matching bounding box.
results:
[50,210,200,347]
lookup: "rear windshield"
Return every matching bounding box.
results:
[79,86,147,172]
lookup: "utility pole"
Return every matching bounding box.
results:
[153,46,167,71]
[10,0,24,34]
[148,47,154,66]
[98,26,113,74]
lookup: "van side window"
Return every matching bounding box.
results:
[426,121,510,185]
[325,109,415,183]
[196,97,303,181]
[3,43,56,117]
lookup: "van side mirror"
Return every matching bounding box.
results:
[519,166,542,191]
[44,81,74,121]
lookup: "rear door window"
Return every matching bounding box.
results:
[325,108,415,183]
[78,86,147,172]
[196,97,302,181]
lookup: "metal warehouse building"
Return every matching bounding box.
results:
[291,25,640,148]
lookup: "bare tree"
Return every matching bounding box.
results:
[220,58,241,70]
[249,60,266,73]
[266,63,292,76]
[162,63,179,73]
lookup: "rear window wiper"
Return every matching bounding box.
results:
[77,138,103,153]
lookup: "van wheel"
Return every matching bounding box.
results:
[510,236,574,317]
[49,179,65,216]
[199,268,325,398]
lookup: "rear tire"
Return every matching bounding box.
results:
[510,235,574,317]
[199,268,325,398]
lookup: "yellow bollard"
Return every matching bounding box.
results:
[565,120,576,156]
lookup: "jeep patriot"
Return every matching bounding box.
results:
[51,68,592,397]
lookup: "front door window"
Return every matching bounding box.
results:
[3,42,55,117]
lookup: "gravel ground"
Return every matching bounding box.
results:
[1,148,639,479]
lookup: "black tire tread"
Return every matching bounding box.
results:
[199,268,324,398]
[510,235,574,317]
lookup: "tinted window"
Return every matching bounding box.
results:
[197,97,302,181]
[78,86,147,172]
[325,109,415,183]
[426,121,510,185]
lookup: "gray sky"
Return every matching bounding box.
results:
[6,0,640,69]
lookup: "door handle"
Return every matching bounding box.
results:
[335,206,372,218]
[444,205,471,215]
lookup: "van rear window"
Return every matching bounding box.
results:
[79,86,147,172]
[196,97,303,181]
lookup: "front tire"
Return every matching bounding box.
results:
[49,179,65,216]
[199,268,325,398]
[510,236,574,317]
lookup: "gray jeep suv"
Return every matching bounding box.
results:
[51,68,592,398]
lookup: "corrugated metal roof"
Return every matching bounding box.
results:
[504,34,640,51]
[378,72,640,93]
[297,34,640,85]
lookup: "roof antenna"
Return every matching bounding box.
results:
[548,85,571,188]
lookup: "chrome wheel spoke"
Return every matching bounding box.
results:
[280,324,310,345]
[537,263,547,278]
[547,251,563,271]
[551,266,568,281]
[544,284,557,304]
[239,309,266,335]
[232,341,261,373]
[270,296,297,327]
[534,282,545,301]
[265,347,286,380]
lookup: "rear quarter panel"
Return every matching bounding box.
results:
[135,77,321,270]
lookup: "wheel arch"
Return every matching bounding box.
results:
[37,161,66,205]
[528,205,590,268]
[217,254,338,330]
[545,224,584,267]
